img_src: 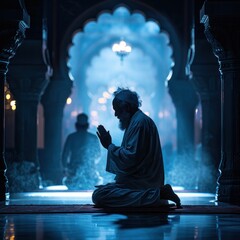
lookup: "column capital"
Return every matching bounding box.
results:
[0,1,30,70]
[200,1,240,63]
[7,65,49,102]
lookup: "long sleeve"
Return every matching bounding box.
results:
[105,110,164,189]
[106,124,146,175]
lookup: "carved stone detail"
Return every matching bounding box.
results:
[0,23,26,63]
[0,1,30,200]
[201,2,240,62]
[201,1,240,204]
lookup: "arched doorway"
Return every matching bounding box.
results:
[61,5,179,186]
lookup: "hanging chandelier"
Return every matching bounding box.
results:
[112,40,132,62]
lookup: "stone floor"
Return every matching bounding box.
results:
[0,187,240,239]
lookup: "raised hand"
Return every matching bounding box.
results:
[97,125,112,149]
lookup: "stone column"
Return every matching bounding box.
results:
[191,39,221,192]
[41,79,72,185]
[6,39,49,193]
[0,1,29,200]
[192,75,221,192]
[168,79,199,189]
[7,68,48,165]
[168,80,199,155]
[201,1,240,204]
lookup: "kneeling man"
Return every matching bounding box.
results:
[92,87,181,208]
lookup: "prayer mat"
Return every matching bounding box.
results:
[1,204,240,214]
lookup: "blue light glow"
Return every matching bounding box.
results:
[64,6,176,187]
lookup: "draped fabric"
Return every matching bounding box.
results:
[92,110,167,207]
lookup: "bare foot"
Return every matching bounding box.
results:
[161,184,182,208]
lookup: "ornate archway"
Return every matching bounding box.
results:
[60,4,180,185]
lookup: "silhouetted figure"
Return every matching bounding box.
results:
[62,113,102,190]
[92,88,181,208]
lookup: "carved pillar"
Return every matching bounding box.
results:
[201,1,240,203]
[168,79,199,188]
[0,1,29,200]
[41,79,72,184]
[5,38,49,193]
[7,67,48,164]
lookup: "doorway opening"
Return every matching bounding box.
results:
[64,6,176,187]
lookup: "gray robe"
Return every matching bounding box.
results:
[92,110,167,207]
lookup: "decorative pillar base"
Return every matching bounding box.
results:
[5,161,40,193]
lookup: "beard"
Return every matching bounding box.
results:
[119,118,130,130]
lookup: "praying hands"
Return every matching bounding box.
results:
[97,125,112,149]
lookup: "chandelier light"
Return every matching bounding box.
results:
[112,40,132,62]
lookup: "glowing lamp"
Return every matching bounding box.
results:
[112,40,132,62]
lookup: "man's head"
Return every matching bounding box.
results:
[112,88,141,130]
[75,113,89,130]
